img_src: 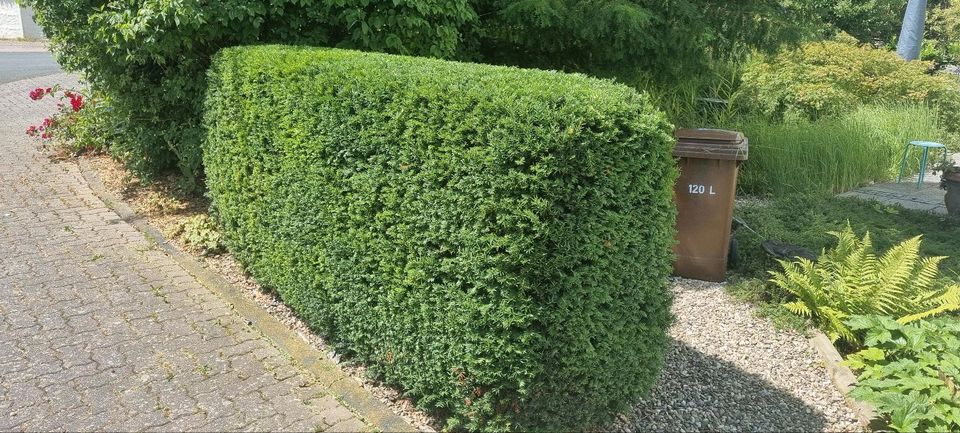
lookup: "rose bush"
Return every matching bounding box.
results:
[25,84,107,156]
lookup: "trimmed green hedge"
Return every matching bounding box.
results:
[203,45,676,431]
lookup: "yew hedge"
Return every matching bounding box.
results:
[203,45,676,431]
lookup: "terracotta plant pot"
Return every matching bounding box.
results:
[944,172,960,217]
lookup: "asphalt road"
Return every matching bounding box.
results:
[0,52,61,85]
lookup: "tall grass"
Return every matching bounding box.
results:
[734,104,951,195]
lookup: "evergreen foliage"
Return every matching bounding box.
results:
[203,46,677,431]
[470,0,821,74]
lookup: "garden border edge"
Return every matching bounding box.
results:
[808,331,886,431]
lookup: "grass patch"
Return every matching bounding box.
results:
[728,194,960,329]
[733,194,960,278]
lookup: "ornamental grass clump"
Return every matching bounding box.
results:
[734,104,950,195]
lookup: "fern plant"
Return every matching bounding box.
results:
[770,226,960,343]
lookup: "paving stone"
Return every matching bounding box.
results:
[328,417,369,432]
[0,74,370,431]
[319,405,358,427]
[840,168,954,215]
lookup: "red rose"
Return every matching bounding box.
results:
[70,95,84,112]
[29,88,44,100]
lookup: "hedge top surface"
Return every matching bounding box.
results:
[213,44,658,107]
[204,45,677,431]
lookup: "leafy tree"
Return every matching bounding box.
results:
[469,0,824,75]
[799,0,960,50]
[927,1,960,64]
[817,0,907,43]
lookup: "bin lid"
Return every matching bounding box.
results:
[673,128,748,161]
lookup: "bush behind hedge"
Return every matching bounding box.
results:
[203,46,677,431]
[28,0,808,191]
[734,39,960,129]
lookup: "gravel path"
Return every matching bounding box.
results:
[613,278,862,432]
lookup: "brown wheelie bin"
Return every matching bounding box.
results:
[672,129,749,282]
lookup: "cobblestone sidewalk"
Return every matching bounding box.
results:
[0,75,376,431]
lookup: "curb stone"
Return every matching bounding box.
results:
[808,331,887,431]
[78,158,417,433]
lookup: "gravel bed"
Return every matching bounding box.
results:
[611,278,862,432]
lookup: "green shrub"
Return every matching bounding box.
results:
[845,315,960,432]
[203,46,677,431]
[734,39,960,128]
[735,104,951,195]
[62,91,117,156]
[770,226,960,343]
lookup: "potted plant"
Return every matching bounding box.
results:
[937,160,960,217]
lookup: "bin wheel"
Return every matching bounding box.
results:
[728,238,739,267]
